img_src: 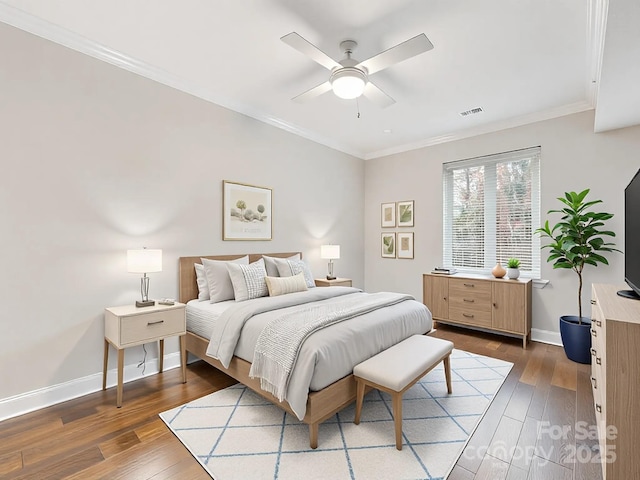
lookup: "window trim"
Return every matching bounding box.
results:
[442,146,541,279]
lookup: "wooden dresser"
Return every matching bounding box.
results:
[423,273,532,348]
[590,284,640,479]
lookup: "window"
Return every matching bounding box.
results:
[442,146,541,278]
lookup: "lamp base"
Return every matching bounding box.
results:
[135,300,155,308]
[326,275,336,280]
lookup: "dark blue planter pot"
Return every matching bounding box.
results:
[559,315,592,364]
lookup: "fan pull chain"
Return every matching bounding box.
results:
[356,97,361,118]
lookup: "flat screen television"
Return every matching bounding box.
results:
[618,168,640,300]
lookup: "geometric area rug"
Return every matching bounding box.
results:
[159,349,512,480]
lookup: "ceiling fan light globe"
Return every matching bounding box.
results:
[330,68,366,99]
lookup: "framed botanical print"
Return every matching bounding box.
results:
[381,202,396,228]
[381,233,396,258]
[223,180,272,240]
[397,232,414,259]
[397,200,414,227]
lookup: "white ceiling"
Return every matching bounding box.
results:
[1,0,638,159]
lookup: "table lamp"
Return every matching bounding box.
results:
[320,244,340,280]
[127,248,162,307]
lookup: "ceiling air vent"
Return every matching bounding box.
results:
[459,107,483,117]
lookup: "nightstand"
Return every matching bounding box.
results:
[102,302,187,407]
[314,278,352,287]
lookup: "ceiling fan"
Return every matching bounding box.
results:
[281,32,434,108]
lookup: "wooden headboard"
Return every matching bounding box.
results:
[178,252,302,303]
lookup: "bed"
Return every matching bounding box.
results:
[178,252,432,448]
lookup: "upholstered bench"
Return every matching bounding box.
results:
[353,334,454,450]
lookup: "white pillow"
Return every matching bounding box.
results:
[194,263,209,301]
[201,256,249,303]
[276,258,315,288]
[263,253,301,277]
[227,258,268,302]
[265,272,308,297]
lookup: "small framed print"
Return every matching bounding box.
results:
[381,233,396,258]
[397,200,414,227]
[381,202,396,228]
[223,180,272,240]
[397,232,414,259]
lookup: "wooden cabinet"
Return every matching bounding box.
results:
[590,284,640,480]
[423,273,532,348]
[425,275,449,320]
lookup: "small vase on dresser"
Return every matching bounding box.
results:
[492,263,506,278]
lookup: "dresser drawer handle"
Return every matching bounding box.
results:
[463,298,475,303]
[591,329,597,337]
[147,320,165,326]
[463,313,475,318]
[591,376,597,389]
[591,348,597,356]
[463,283,475,287]
[595,404,602,413]
[596,357,602,365]
[596,320,602,327]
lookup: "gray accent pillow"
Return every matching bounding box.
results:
[201,256,249,303]
[227,258,269,302]
[276,258,315,288]
[263,253,301,277]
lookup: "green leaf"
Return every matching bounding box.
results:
[537,187,620,314]
[575,189,590,203]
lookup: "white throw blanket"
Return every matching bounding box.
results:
[249,292,414,401]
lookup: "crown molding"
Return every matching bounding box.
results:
[0,1,602,161]
[364,101,594,160]
[0,2,365,159]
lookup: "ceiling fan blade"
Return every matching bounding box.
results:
[357,34,433,75]
[292,81,333,103]
[363,82,396,108]
[281,32,341,71]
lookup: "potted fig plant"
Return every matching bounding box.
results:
[536,189,620,363]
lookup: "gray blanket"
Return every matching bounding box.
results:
[206,287,360,368]
[205,287,432,419]
[249,292,414,401]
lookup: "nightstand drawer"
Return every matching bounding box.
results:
[120,308,185,346]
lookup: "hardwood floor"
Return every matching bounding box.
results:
[0,325,602,479]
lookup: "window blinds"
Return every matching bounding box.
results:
[442,146,541,278]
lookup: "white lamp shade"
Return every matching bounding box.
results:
[127,249,162,273]
[320,244,341,260]
[330,69,366,99]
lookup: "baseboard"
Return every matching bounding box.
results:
[433,322,562,347]
[0,328,563,422]
[0,352,182,422]
[530,328,562,346]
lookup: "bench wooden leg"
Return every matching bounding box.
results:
[354,379,365,425]
[444,354,452,394]
[392,392,403,450]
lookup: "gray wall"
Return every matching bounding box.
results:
[0,23,363,411]
[2,18,639,417]
[365,110,640,341]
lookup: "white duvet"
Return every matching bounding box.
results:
[203,287,432,420]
